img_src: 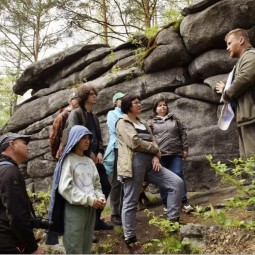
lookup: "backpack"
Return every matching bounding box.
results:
[49,109,70,158]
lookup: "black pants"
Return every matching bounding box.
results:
[96,163,111,221]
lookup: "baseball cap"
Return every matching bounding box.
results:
[0,133,31,153]
[68,91,78,101]
[112,92,126,103]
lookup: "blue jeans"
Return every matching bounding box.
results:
[160,155,187,205]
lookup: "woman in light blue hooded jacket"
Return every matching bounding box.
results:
[46,125,105,254]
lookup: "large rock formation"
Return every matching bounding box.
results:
[4,0,255,192]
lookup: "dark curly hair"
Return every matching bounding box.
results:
[121,94,141,114]
[77,84,98,110]
[152,96,169,116]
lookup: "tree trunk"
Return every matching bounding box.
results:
[102,0,108,45]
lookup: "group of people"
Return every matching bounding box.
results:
[46,86,193,253]
[0,28,255,254]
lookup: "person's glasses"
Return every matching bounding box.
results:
[132,101,141,105]
[89,92,97,97]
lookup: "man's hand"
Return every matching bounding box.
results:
[215,81,225,93]
[92,198,106,209]
[152,156,161,172]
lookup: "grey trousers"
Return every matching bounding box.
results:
[63,202,96,254]
[121,152,184,240]
[109,149,122,216]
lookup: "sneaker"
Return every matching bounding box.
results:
[182,202,195,214]
[247,205,255,212]
[111,215,122,225]
[125,236,143,254]
[94,220,114,230]
[163,206,167,214]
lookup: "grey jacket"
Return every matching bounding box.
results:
[150,113,188,156]
[223,47,255,127]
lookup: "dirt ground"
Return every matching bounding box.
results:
[91,185,255,254]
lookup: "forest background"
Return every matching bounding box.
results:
[0,0,199,128]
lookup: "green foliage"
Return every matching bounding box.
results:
[143,209,201,254]
[144,25,161,39]
[111,65,121,73]
[206,154,255,199]
[108,51,116,62]
[163,8,182,23]
[194,204,255,230]
[92,233,123,254]
[134,47,147,68]
[195,155,255,230]
[94,242,113,254]
[0,0,69,64]
[28,190,51,218]
[0,75,17,127]
[146,209,180,234]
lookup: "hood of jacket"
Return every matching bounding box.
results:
[153,113,174,123]
[47,125,92,236]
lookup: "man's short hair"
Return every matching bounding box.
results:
[225,28,250,43]
[0,133,30,153]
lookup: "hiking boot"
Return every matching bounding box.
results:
[182,202,195,214]
[111,215,122,225]
[125,236,143,254]
[94,220,114,230]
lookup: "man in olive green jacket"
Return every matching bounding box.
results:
[222,28,255,159]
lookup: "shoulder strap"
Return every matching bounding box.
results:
[115,117,123,129]
[0,161,14,172]
[0,161,13,166]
